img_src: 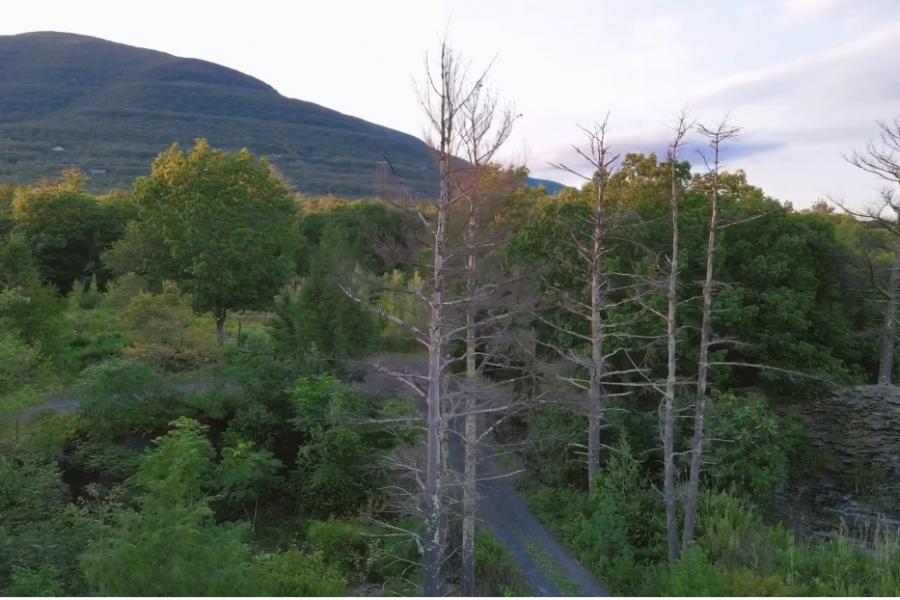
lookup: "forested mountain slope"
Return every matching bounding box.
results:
[0,31,446,197]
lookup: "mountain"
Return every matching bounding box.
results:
[0,32,562,198]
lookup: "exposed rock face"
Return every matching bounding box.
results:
[777,385,900,539]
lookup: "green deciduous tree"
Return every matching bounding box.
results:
[12,170,132,292]
[0,233,64,354]
[108,140,297,344]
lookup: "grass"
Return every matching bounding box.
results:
[475,531,533,596]
[525,541,579,596]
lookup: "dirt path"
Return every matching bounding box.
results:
[474,441,608,596]
[358,354,608,597]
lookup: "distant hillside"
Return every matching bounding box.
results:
[0,32,442,197]
[0,32,563,198]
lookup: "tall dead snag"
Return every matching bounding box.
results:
[551,116,619,494]
[457,84,516,597]
[661,113,691,565]
[844,118,900,385]
[418,39,463,596]
[364,37,502,595]
[682,118,740,551]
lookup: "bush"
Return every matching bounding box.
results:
[475,530,531,596]
[646,546,729,596]
[526,438,665,595]
[120,281,219,371]
[216,440,283,515]
[290,376,390,516]
[5,565,64,596]
[74,358,167,435]
[256,549,347,596]
[0,333,45,396]
[307,518,420,585]
[0,455,85,594]
[704,393,800,498]
[307,519,373,579]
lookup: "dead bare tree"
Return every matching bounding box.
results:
[350,36,525,596]
[841,117,900,385]
[456,84,517,596]
[661,111,691,565]
[681,117,741,551]
[549,116,620,494]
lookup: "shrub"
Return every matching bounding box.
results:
[216,440,283,515]
[307,519,372,578]
[704,392,800,498]
[74,359,166,435]
[5,565,64,596]
[256,549,347,596]
[307,518,420,585]
[120,281,219,371]
[0,333,45,396]
[646,546,729,596]
[475,530,531,596]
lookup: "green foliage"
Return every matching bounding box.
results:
[0,233,65,355]
[526,438,666,595]
[704,393,801,497]
[78,416,345,596]
[80,499,259,596]
[0,332,46,396]
[307,518,420,586]
[11,170,131,292]
[290,376,391,517]
[0,455,85,595]
[6,565,65,596]
[521,406,588,488]
[376,269,428,350]
[131,417,215,505]
[295,198,418,275]
[255,549,347,596]
[271,225,379,363]
[216,440,283,511]
[646,546,730,596]
[475,530,532,596]
[120,281,219,370]
[74,358,166,435]
[80,417,250,596]
[115,139,297,333]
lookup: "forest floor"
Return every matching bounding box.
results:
[358,353,608,597]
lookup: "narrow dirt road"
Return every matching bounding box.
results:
[474,441,608,596]
[358,354,608,596]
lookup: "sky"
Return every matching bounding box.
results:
[2,0,899,208]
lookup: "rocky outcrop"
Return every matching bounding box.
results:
[777,385,900,539]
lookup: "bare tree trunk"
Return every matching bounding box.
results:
[663,115,689,564]
[550,118,616,496]
[423,157,448,598]
[682,119,739,551]
[681,184,716,551]
[461,190,478,596]
[215,310,227,347]
[879,223,900,385]
[456,76,515,597]
[587,179,606,495]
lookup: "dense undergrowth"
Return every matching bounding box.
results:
[520,407,900,596]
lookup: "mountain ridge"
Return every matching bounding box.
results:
[0,31,565,197]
